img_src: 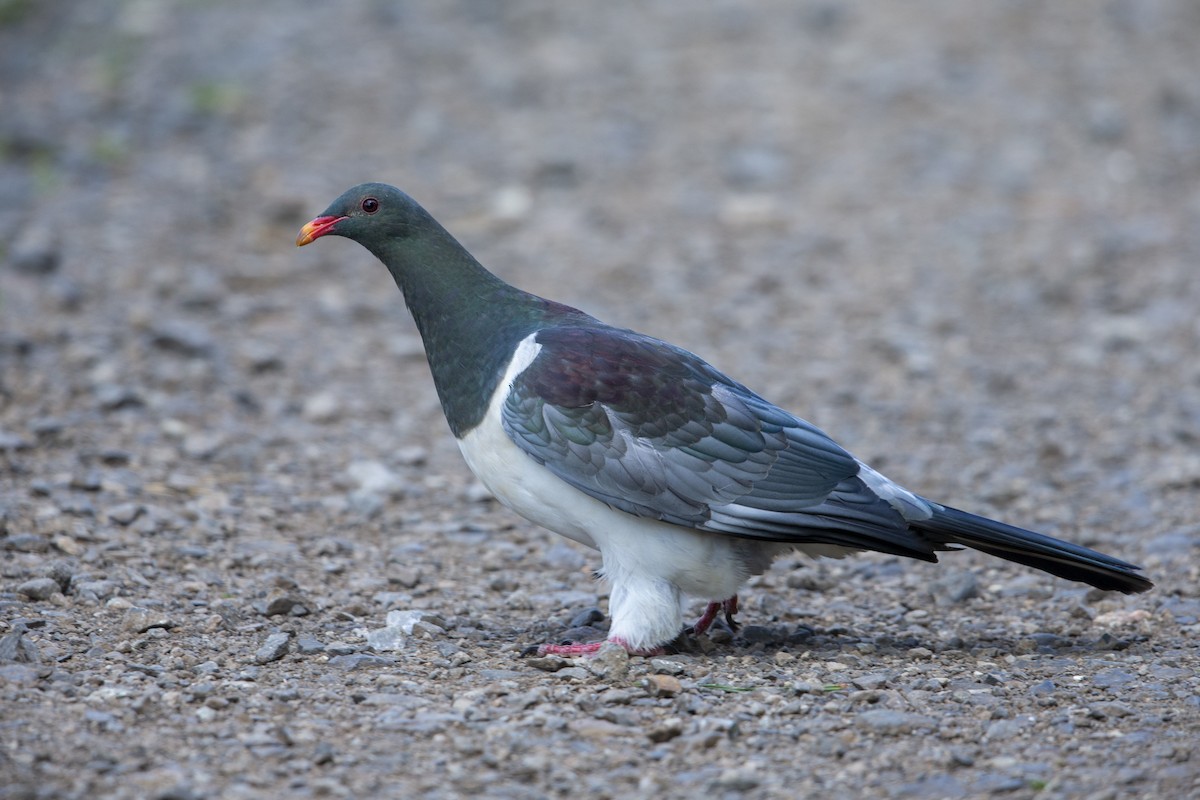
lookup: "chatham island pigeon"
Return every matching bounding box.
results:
[297,183,1152,657]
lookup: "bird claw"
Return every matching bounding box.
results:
[529,597,742,658]
[688,596,740,636]
[722,595,741,631]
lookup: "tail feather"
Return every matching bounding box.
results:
[913,504,1153,594]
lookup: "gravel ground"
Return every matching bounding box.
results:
[3,2,1199,798]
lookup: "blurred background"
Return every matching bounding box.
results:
[1,1,1199,797]
[4,0,1198,521]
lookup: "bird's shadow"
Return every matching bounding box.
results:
[524,615,1146,660]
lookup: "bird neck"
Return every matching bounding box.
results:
[368,229,562,437]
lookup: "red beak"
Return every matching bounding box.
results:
[296,215,347,246]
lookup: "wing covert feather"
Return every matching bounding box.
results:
[500,326,884,537]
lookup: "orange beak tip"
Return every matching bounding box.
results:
[296,215,346,247]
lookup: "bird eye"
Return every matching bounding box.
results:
[361,197,380,214]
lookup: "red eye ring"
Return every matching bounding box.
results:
[361,197,380,214]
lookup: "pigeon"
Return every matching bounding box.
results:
[297,183,1152,656]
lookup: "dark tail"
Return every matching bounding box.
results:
[912,504,1153,594]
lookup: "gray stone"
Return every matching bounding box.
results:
[126,662,165,677]
[5,534,49,553]
[255,632,291,664]
[372,591,413,609]
[17,577,61,601]
[328,654,395,670]
[384,609,445,634]
[181,431,224,459]
[302,391,342,423]
[1092,668,1138,689]
[554,666,590,681]
[259,589,309,617]
[70,470,102,491]
[43,562,74,593]
[713,764,762,791]
[388,566,421,589]
[983,715,1034,741]
[584,642,630,679]
[568,607,605,628]
[526,655,570,672]
[0,430,32,451]
[856,710,937,735]
[928,570,980,606]
[123,607,176,633]
[0,664,43,685]
[0,626,40,664]
[739,624,780,644]
[851,672,891,691]
[9,223,59,275]
[295,636,326,655]
[74,580,118,602]
[364,626,407,653]
[95,384,144,411]
[149,320,215,357]
[105,503,144,525]
[346,460,403,496]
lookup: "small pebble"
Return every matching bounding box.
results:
[17,578,61,601]
[647,718,685,743]
[526,655,569,672]
[713,765,761,791]
[123,607,176,634]
[346,460,403,496]
[929,570,980,606]
[327,654,395,670]
[0,431,32,451]
[568,607,605,628]
[9,223,60,275]
[0,626,40,664]
[856,710,937,735]
[650,658,686,675]
[567,718,628,739]
[6,534,50,553]
[363,626,407,653]
[260,589,309,617]
[302,392,342,423]
[95,384,144,411]
[255,632,291,664]
[149,320,215,357]
[295,636,326,655]
[851,672,890,691]
[642,674,683,697]
[105,503,144,526]
[75,580,117,601]
[583,642,630,679]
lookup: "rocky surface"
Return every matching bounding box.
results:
[2,2,1198,798]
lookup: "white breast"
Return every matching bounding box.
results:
[456,335,598,549]
[456,334,766,589]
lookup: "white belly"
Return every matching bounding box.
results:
[454,334,763,602]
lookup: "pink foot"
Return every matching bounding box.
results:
[722,595,740,630]
[690,602,721,636]
[537,637,664,657]
[689,595,740,636]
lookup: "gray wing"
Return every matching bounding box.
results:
[500,326,941,560]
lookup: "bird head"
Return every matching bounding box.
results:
[296,183,427,247]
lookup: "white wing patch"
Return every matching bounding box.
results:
[857,462,933,521]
